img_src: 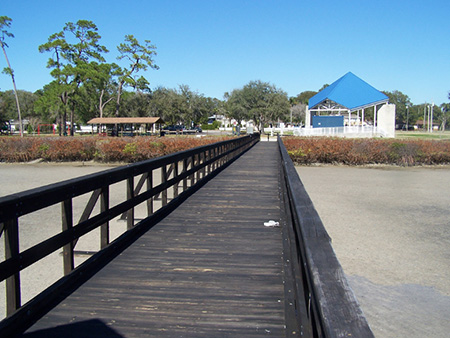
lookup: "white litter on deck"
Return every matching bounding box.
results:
[264,220,279,227]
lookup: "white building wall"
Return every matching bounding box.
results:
[377,104,396,138]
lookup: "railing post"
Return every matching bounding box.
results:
[147,170,153,215]
[189,155,195,186]
[173,162,179,198]
[161,165,168,207]
[201,152,206,178]
[62,199,74,275]
[100,186,109,249]
[216,146,220,168]
[4,218,21,316]
[183,158,188,191]
[127,177,134,230]
[207,149,211,175]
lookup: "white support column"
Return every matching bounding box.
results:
[305,107,311,128]
[362,108,365,126]
[374,105,377,127]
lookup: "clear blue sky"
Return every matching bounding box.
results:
[1,0,449,105]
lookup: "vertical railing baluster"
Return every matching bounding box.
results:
[161,165,168,207]
[100,186,109,249]
[207,149,211,175]
[5,218,21,316]
[201,152,206,178]
[196,154,201,182]
[183,158,188,191]
[173,161,179,198]
[147,170,153,216]
[62,199,74,275]
[190,155,195,186]
[127,177,134,230]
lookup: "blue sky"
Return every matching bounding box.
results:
[1,0,449,105]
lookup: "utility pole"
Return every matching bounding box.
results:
[430,102,434,133]
[423,104,426,131]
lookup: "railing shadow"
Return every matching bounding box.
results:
[21,319,124,338]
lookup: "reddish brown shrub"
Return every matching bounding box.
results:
[283,137,450,166]
[0,135,234,163]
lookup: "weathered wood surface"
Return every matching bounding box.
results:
[23,142,285,337]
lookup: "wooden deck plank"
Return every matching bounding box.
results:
[24,142,285,337]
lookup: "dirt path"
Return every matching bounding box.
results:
[296,165,450,338]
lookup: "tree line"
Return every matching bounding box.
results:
[1,16,449,136]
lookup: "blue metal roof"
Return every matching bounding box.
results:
[308,72,389,111]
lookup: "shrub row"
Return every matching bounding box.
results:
[0,136,233,163]
[282,137,450,166]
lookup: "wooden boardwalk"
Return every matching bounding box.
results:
[23,142,286,337]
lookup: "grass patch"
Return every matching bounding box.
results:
[396,131,450,140]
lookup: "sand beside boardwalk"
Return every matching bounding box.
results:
[0,162,123,319]
[296,165,450,338]
[1,162,449,337]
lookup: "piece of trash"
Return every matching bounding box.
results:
[264,220,279,227]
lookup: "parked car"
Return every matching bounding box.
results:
[190,126,202,133]
[163,125,185,131]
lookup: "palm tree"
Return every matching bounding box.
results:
[0,16,23,137]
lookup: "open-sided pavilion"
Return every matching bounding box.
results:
[307,72,389,127]
[87,117,164,136]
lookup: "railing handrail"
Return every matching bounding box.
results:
[278,136,374,337]
[0,134,259,332]
[0,136,254,224]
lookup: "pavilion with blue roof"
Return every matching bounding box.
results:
[306,72,390,129]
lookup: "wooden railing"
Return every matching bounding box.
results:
[278,136,374,337]
[0,134,259,334]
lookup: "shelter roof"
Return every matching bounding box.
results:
[308,72,389,111]
[88,117,164,125]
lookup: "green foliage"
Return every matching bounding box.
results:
[225,80,290,131]
[39,20,110,135]
[114,35,159,116]
[201,120,220,130]
[123,142,137,155]
[289,91,317,105]
[0,16,14,48]
[382,90,413,125]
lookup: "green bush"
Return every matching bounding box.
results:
[201,121,220,130]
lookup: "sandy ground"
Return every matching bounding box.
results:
[0,162,156,319]
[296,165,450,338]
[1,162,449,337]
